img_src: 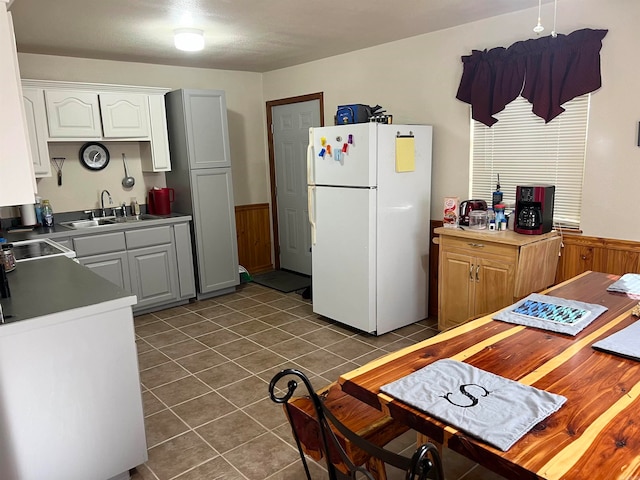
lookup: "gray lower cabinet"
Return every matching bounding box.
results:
[174,222,197,299]
[71,221,195,312]
[53,237,72,250]
[78,251,132,292]
[128,244,178,309]
[74,232,131,291]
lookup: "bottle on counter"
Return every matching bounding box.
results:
[34,196,43,226]
[487,207,496,231]
[1,243,16,272]
[492,174,503,209]
[42,199,54,228]
[131,198,140,216]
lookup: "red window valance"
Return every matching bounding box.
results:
[456,28,608,127]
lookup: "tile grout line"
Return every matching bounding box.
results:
[134,284,441,480]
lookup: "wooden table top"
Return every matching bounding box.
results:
[339,271,640,480]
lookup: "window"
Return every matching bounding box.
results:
[470,95,590,228]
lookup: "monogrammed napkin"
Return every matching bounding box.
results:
[380,359,566,451]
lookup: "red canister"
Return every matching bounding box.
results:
[147,188,174,215]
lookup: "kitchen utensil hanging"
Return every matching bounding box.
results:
[51,157,65,186]
[121,153,135,188]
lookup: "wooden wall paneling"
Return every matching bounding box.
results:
[556,242,593,282]
[429,220,442,318]
[602,238,640,274]
[235,203,273,275]
[553,234,640,283]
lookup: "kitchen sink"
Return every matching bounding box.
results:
[60,218,117,229]
[111,214,162,223]
[60,214,162,229]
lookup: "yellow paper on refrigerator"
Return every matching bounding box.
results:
[395,137,415,172]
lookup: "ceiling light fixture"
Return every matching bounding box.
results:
[174,28,204,52]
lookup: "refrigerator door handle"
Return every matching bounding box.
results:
[308,185,317,245]
[307,128,315,186]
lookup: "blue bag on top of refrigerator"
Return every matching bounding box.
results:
[335,104,385,124]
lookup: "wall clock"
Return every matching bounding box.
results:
[79,142,110,171]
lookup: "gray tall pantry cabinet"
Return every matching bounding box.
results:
[164,89,239,298]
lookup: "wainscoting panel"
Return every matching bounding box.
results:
[235,203,273,275]
[555,233,640,283]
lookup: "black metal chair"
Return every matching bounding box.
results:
[269,368,444,480]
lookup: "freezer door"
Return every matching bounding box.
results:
[311,123,377,187]
[311,186,376,333]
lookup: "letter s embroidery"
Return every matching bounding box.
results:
[441,383,490,408]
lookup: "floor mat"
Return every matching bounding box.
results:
[252,270,311,293]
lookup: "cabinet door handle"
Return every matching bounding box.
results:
[476,264,480,282]
[469,264,474,281]
[467,242,485,248]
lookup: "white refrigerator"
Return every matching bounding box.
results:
[307,123,432,335]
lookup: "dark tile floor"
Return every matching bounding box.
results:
[130,282,507,480]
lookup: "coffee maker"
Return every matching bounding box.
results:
[514,185,555,235]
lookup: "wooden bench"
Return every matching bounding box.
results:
[284,382,410,479]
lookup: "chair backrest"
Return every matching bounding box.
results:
[269,368,444,480]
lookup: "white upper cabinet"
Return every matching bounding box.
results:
[0,4,36,207]
[22,87,52,177]
[22,80,172,172]
[45,90,151,139]
[45,90,103,138]
[99,93,150,138]
[140,95,171,172]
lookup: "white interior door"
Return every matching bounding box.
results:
[272,100,320,275]
[311,186,376,333]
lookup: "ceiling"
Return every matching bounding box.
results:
[9,0,548,73]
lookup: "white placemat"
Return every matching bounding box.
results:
[607,274,640,297]
[380,359,566,451]
[493,293,607,336]
[592,320,640,361]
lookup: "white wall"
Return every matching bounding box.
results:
[13,54,266,213]
[262,0,640,242]
[5,0,639,243]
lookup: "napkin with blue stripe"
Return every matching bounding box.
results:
[492,293,607,335]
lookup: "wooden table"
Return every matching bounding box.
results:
[339,271,640,479]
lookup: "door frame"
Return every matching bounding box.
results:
[266,92,325,270]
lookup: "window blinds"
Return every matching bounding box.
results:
[471,95,590,228]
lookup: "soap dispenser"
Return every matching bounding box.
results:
[131,198,140,216]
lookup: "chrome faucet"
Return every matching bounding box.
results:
[100,189,113,217]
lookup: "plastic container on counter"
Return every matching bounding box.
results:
[469,210,488,230]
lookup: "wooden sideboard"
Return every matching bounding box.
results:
[429,220,640,320]
[434,227,561,331]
